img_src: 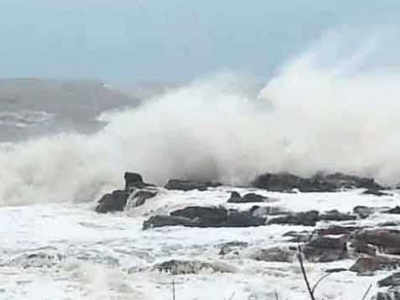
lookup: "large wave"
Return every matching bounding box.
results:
[1,30,400,206]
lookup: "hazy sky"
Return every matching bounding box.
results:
[0,0,399,83]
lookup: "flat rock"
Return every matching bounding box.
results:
[319,210,357,222]
[227,192,267,203]
[349,256,400,274]
[164,179,220,191]
[268,211,319,226]
[354,229,400,255]
[142,215,195,230]
[303,235,348,262]
[248,247,295,262]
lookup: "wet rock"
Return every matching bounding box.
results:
[379,272,400,288]
[124,172,153,191]
[164,179,220,191]
[9,252,64,268]
[362,189,391,196]
[303,235,348,262]
[354,229,400,255]
[95,190,129,213]
[218,241,249,256]
[384,207,400,214]
[353,206,375,219]
[126,190,157,208]
[249,206,288,217]
[319,210,357,222]
[349,239,377,256]
[317,225,360,236]
[374,291,400,300]
[283,231,311,243]
[349,256,400,274]
[154,259,235,275]
[144,206,266,229]
[142,215,195,230]
[248,247,295,262]
[227,192,267,203]
[268,210,319,226]
[325,268,348,273]
[252,172,382,192]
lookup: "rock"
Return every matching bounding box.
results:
[354,229,400,255]
[249,205,288,217]
[144,206,266,229]
[126,190,157,208]
[384,207,400,214]
[317,225,360,236]
[349,239,377,256]
[379,272,400,288]
[268,211,319,226]
[319,210,357,222]
[353,206,375,219]
[164,179,220,191]
[95,190,129,213]
[362,189,391,196]
[153,259,235,275]
[142,215,195,230]
[303,235,348,262]
[252,172,383,192]
[325,268,348,273]
[248,247,295,262]
[374,291,400,300]
[227,192,267,203]
[9,252,64,268]
[349,256,400,274]
[283,231,311,243]
[218,241,249,256]
[171,206,228,226]
[124,172,153,191]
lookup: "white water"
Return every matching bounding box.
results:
[1,31,400,206]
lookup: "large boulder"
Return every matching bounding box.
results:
[268,211,319,226]
[252,172,382,192]
[124,172,154,191]
[164,179,220,191]
[354,229,400,255]
[349,256,400,274]
[95,190,129,213]
[142,215,195,230]
[126,190,157,208]
[143,206,266,229]
[303,235,348,262]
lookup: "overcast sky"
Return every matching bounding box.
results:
[0,0,399,83]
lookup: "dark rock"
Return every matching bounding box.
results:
[144,206,266,229]
[362,189,391,196]
[354,229,400,255]
[353,206,375,219]
[124,172,154,192]
[127,190,157,208]
[375,291,400,300]
[219,241,249,256]
[303,235,348,262]
[283,231,311,243]
[227,192,267,203]
[268,211,319,226]
[171,206,228,226]
[317,225,359,236]
[349,256,400,274]
[349,239,377,256]
[248,247,295,262]
[384,207,400,214]
[325,268,348,273]
[154,259,234,275]
[379,272,400,288]
[252,172,383,192]
[95,190,129,213]
[319,210,357,222]
[164,179,220,191]
[249,205,288,217]
[142,215,195,230]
